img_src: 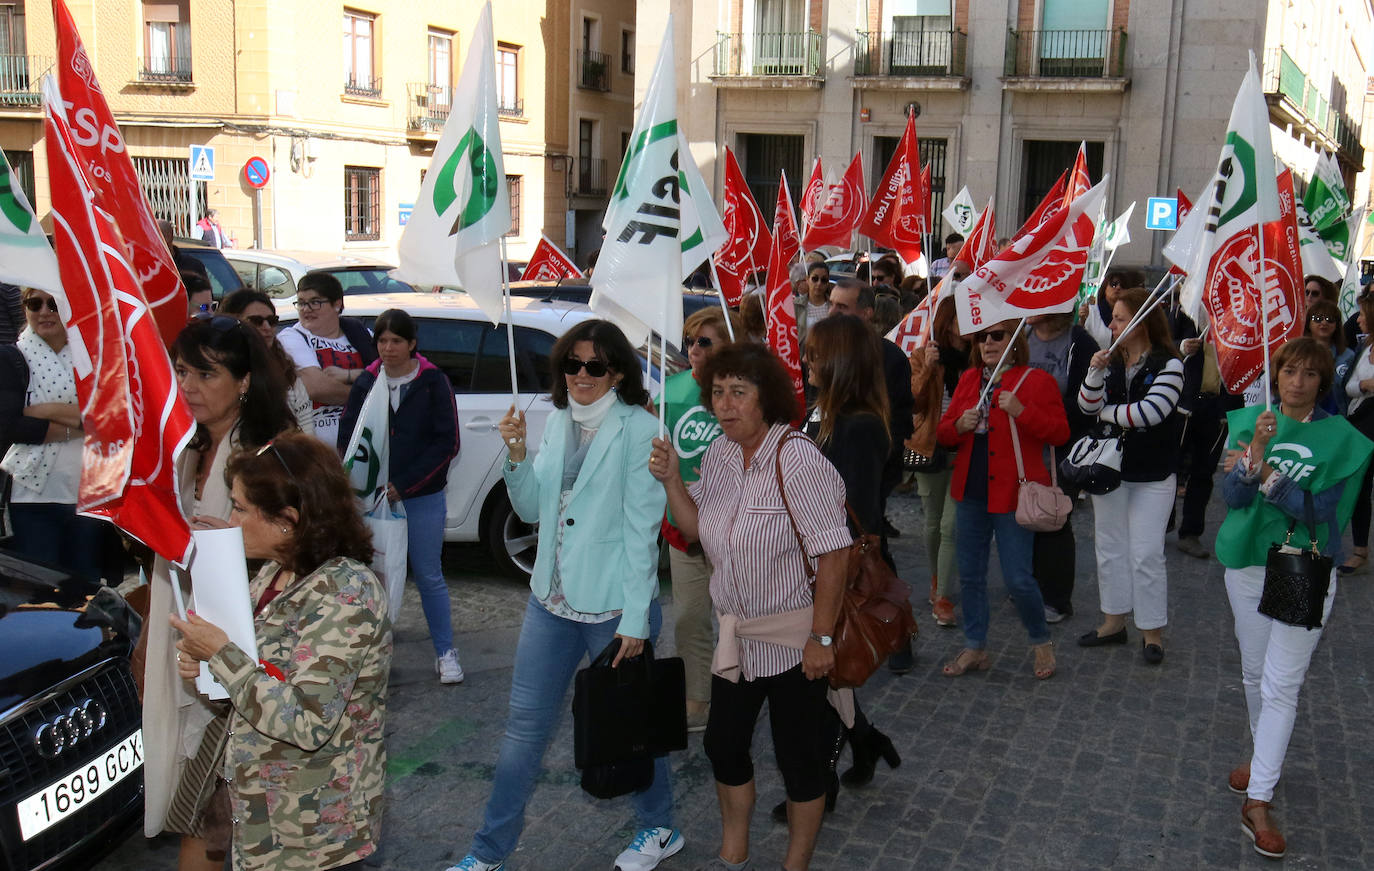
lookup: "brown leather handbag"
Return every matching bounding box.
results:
[775,432,917,689]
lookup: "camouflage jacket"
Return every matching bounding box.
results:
[208,557,392,871]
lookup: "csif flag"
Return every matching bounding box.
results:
[714,146,771,306]
[395,1,510,324]
[520,234,582,281]
[1303,151,1349,234]
[53,0,185,346]
[802,153,866,250]
[942,185,976,236]
[341,371,392,515]
[0,149,62,294]
[764,172,805,424]
[592,16,727,346]
[859,112,925,263]
[1295,200,1343,282]
[43,75,196,565]
[1079,201,1135,301]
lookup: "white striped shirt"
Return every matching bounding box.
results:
[691,424,851,680]
[1078,356,1185,428]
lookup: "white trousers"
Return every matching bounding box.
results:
[1224,563,1336,802]
[1090,475,1176,630]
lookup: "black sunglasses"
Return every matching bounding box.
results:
[245,313,280,328]
[561,357,610,377]
[24,297,58,313]
[977,329,1009,343]
[683,336,714,350]
[1309,315,1336,324]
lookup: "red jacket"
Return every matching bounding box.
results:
[936,364,1069,513]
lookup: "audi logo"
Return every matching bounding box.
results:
[33,699,108,760]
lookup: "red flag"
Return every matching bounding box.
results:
[764,173,805,424]
[1176,188,1193,222]
[1014,171,1068,239]
[802,153,866,250]
[45,84,195,565]
[800,157,826,239]
[952,198,999,272]
[520,235,582,281]
[888,198,997,353]
[859,113,924,263]
[714,147,772,306]
[1061,143,1092,209]
[1205,169,1305,392]
[53,0,185,347]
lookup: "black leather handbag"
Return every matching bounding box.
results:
[1259,492,1332,630]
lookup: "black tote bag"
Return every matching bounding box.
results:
[572,639,687,771]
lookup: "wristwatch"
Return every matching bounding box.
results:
[808,632,833,647]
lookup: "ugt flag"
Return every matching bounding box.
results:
[0,150,62,294]
[53,0,185,346]
[396,1,510,324]
[714,146,771,306]
[889,197,996,353]
[592,16,726,346]
[764,173,805,424]
[859,112,925,264]
[44,75,195,566]
[520,235,582,281]
[802,153,866,251]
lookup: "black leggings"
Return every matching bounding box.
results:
[1352,461,1374,549]
[704,664,832,802]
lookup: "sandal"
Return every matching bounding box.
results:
[1031,642,1056,680]
[942,648,990,677]
[1241,798,1286,859]
[1339,547,1368,575]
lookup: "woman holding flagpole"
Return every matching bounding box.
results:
[1077,288,1185,663]
[339,309,462,684]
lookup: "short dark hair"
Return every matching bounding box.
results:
[835,278,876,312]
[697,342,798,425]
[944,233,965,246]
[1304,275,1337,303]
[173,317,294,451]
[1305,299,1346,352]
[373,308,417,356]
[219,288,274,315]
[548,319,649,409]
[181,269,211,296]
[1272,336,1335,399]
[226,432,374,575]
[807,261,829,276]
[297,272,344,303]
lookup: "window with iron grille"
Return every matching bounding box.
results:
[343,9,378,96]
[739,133,804,220]
[142,0,192,82]
[1021,140,1102,224]
[497,44,521,116]
[3,149,35,211]
[130,155,207,236]
[345,166,381,241]
[506,175,521,237]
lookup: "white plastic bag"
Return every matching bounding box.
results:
[366,504,407,621]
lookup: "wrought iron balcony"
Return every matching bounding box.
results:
[139,56,193,83]
[407,83,451,131]
[1262,48,1365,165]
[0,54,47,105]
[713,30,823,78]
[498,96,524,118]
[344,74,382,98]
[1004,28,1127,78]
[577,158,607,196]
[855,30,966,77]
[578,49,611,91]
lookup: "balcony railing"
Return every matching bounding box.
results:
[344,74,382,98]
[498,96,524,118]
[577,158,607,196]
[1263,48,1365,165]
[578,49,611,91]
[1004,28,1127,78]
[0,54,48,105]
[854,30,967,77]
[713,31,823,77]
[139,56,193,83]
[407,83,451,131]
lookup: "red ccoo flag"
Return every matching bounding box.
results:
[53,0,186,347]
[520,234,582,281]
[799,157,826,239]
[764,172,805,424]
[887,197,997,354]
[714,147,772,306]
[859,112,924,264]
[1061,142,1092,209]
[802,153,866,250]
[44,78,195,566]
[1014,171,1068,239]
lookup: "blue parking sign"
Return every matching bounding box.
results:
[1145,197,1177,231]
[398,203,414,226]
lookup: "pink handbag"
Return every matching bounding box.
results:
[1006,372,1072,533]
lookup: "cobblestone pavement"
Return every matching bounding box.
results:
[94,483,1374,870]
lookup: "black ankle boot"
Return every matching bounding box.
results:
[841,727,901,787]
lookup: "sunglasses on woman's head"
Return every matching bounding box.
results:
[245,314,280,328]
[256,440,299,487]
[977,329,1009,343]
[24,297,58,313]
[683,336,713,350]
[561,357,609,377]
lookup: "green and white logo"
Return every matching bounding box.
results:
[434,128,500,236]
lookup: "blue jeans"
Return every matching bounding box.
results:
[471,595,673,863]
[9,502,107,582]
[955,498,1050,648]
[402,491,453,657]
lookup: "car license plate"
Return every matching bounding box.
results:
[16,729,144,841]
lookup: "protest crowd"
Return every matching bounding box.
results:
[2,5,1373,871]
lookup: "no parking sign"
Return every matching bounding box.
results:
[243,156,271,189]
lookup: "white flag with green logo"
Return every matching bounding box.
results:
[394,1,509,324]
[1338,215,1365,319]
[1163,53,1281,322]
[1303,151,1350,234]
[1078,201,1134,301]
[0,150,61,294]
[942,185,976,236]
[1295,202,1343,282]
[340,371,391,516]
[591,16,726,347]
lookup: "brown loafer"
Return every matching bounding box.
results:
[1241,799,1286,859]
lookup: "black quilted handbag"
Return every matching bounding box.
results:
[1259,492,1332,630]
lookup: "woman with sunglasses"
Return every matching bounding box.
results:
[141,316,296,871]
[1080,268,1144,349]
[1077,288,1185,663]
[936,320,1067,679]
[340,309,462,684]
[220,288,314,432]
[170,433,390,871]
[449,319,679,871]
[658,307,742,733]
[1302,299,1354,415]
[0,287,103,580]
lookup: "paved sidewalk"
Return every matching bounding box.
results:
[96,487,1374,870]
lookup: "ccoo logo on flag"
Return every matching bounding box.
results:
[433,128,500,235]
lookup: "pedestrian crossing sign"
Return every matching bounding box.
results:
[189,145,215,181]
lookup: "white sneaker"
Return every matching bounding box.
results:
[437,649,465,684]
[446,857,503,871]
[615,826,684,871]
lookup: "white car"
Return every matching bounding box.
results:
[283,292,682,578]
[221,249,420,310]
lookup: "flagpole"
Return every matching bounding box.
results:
[976,317,1027,410]
[707,258,737,341]
[1257,224,1273,412]
[1107,274,1179,354]
[500,237,518,407]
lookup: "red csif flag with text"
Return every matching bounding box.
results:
[802,153,866,250]
[520,234,582,281]
[53,0,186,347]
[714,147,772,306]
[859,112,925,263]
[765,172,805,424]
[44,77,195,566]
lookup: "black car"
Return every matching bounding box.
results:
[0,553,144,870]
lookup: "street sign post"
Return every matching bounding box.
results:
[1146,197,1178,231]
[188,145,214,233]
[243,156,270,189]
